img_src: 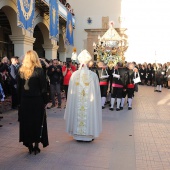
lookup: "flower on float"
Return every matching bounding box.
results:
[104,59,108,64]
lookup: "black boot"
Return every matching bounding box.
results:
[28,144,33,154]
[34,143,41,155]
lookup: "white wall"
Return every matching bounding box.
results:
[121,0,170,64]
[69,0,170,64]
[68,0,121,57]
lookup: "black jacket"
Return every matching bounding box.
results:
[47,65,63,85]
[18,67,49,148]
[112,67,128,88]
[17,67,48,105]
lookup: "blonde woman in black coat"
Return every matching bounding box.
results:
[17,50,49,155]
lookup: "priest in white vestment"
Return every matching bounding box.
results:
[64,50,102,141]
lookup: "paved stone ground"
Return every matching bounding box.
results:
[0,85,170,170]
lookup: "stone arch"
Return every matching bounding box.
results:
[34,21,51,46]
[33,22,50,57]
[0,0,58,58]
[0,0,24,35]
[33,17,51,57]
[33,17,58,59]
[33,9,50,38]
[34,13,58,47]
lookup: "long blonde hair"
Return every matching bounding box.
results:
[19,50,42,80]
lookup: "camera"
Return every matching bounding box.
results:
[66,62,70,68]
[53,67,57,71]
[40,59,46,67]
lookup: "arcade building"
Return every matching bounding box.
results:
[0,0,75,61]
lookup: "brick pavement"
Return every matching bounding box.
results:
[0,85,170,170]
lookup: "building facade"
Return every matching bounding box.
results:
[67,0,170,64]
[68,0,124,59]
[0,0,75,61]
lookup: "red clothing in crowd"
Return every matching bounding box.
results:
[62,65,76,85]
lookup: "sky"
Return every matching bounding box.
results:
[121,0,170,64]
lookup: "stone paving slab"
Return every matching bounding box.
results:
[0,85,170,170]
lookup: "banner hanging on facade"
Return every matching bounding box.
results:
[49,0,59,40]
[17,0,35,32]
[66,12,74,46]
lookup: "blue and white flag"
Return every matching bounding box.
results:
[49,0,59,40]
[66,12,74,46]
[17,0,35,32]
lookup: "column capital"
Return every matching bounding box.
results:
[43,44,59,51]
[43,44,59,60]
[9,35,35,45]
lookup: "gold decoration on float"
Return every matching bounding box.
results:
[93,21,128,69]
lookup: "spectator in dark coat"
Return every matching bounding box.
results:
[47,59,63,108]
[17,50,49,155]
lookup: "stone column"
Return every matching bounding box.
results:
[9,35,35,57]
[43,44,59,60]
[84,29,107,59]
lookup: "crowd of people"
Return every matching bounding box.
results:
[0,50,170,154]
[136,62,170,91]
[88,61,170,111]
[0,56,169,112]
[0,55,78,111]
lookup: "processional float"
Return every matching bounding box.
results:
[93,21,128,68]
